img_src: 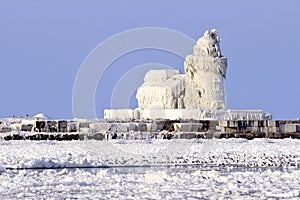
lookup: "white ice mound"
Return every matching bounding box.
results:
[136,70,185,109]
[33,113,49,120]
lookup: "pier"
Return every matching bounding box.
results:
[2,119,300,141]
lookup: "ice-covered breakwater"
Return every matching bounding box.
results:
[2,118,300,140]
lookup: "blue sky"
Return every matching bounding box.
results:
[0,0,299,119]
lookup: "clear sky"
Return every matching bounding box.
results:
[0,0,299,119]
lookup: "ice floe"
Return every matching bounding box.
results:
[1,138,300,199]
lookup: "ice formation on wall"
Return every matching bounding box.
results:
[136,29,227,110]
[136,70,185,109]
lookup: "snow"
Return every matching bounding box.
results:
[1,167,300,199]
[1,137,300,198]
[33,113,49,120]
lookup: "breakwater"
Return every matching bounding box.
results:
[2,119,300,140]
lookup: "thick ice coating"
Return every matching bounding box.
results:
[136,29,227,110]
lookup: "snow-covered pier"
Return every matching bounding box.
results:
[2,116,300,140]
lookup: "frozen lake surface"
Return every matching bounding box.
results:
[1,138,300,199]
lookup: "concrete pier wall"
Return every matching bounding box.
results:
[2,118,300,140]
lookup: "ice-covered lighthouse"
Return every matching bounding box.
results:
[104,29,271,121]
